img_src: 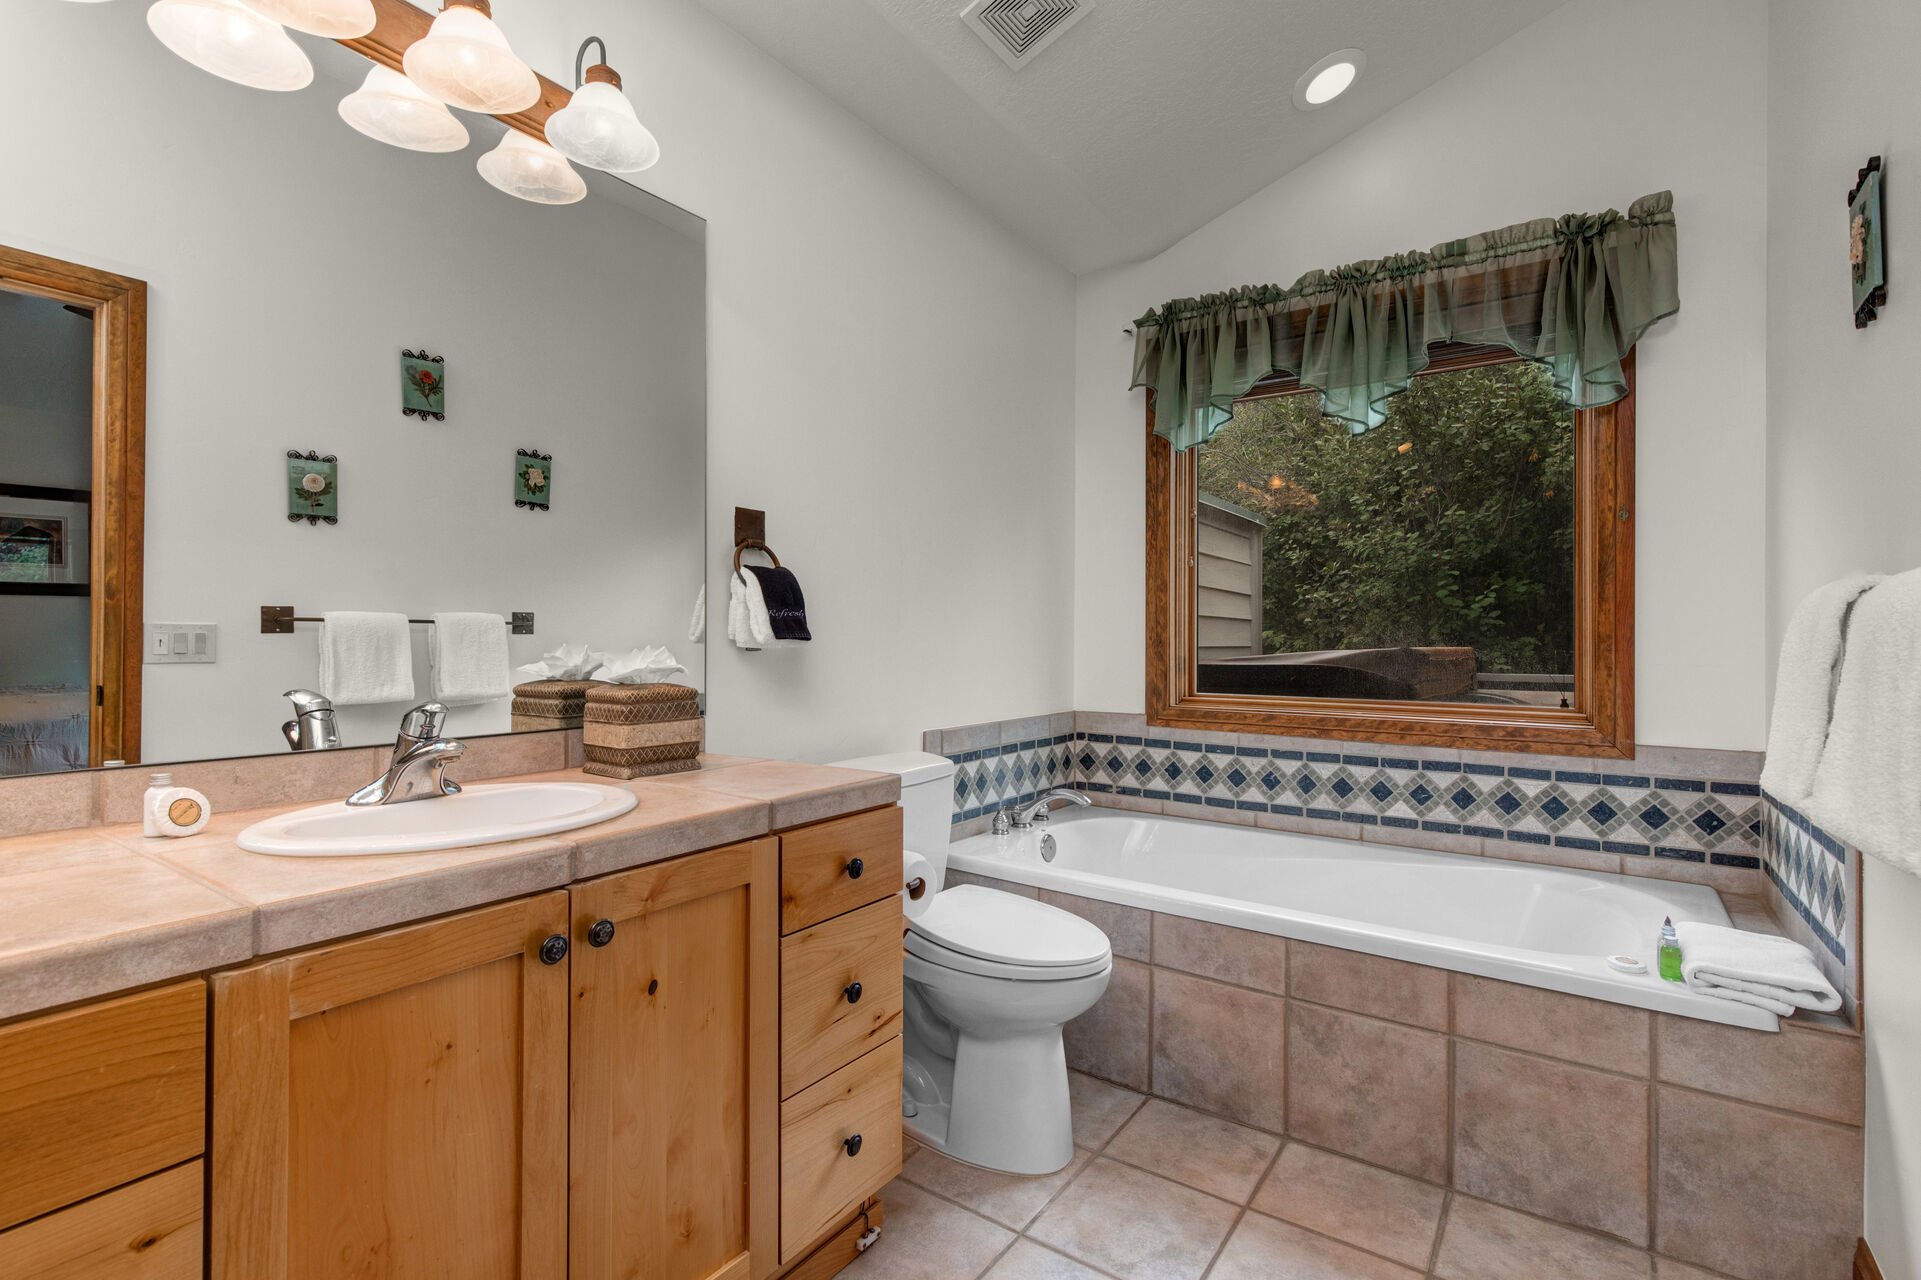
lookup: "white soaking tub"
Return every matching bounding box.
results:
[946,808,1778,1031]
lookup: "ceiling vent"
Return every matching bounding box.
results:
[960,0,1092,70]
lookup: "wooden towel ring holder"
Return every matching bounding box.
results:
[732,539,781,575]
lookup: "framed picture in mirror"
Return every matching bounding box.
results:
[0,494,90,586]
[1849,156,1886,329]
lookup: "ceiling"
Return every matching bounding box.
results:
[691,0,1568,274]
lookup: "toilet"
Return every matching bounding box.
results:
[832,752,1112,1176]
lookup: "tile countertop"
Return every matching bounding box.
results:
[0,756,899,1024]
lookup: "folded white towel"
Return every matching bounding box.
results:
[1759,575,1881,807]
[1674,921,1843,1016]
[428,613,510,705]
[1806,569,1921,878]
[318,612,415,707]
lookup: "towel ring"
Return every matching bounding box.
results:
[732,539,782,575]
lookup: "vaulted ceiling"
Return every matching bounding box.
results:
[692,0,1569,274]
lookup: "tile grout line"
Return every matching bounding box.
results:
[1196,1137,1287,1280]
[1426,1190,1455,1278]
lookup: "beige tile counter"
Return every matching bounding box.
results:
[0,755,896,1023]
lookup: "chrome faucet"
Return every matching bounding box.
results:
[281,690,341,752]
[347,702,466,807]
[994,788,1092,834]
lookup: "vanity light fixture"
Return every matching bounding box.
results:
[338,64,470,152]
[544,37,661,175]
[146,0,314,92]
[1294,48,1365,109]
[403,0,539,115]
[238,0,375,40]
[477,129,587,205]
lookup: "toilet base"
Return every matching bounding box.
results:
[902,1026,1078,1176]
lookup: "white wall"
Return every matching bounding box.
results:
[1767,1,1921,1271]
[1071,0,1772,752]
[505,0,1079,764]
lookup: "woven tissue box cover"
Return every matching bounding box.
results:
[582,683,703,779]
[511,679,599,730]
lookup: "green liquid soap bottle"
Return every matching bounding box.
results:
[1658,916,1684,983]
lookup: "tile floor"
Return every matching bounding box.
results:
[843,1072,1747,1280]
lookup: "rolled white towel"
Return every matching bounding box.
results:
[1673,921,1842,1017]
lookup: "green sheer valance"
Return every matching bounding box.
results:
[1131,191,1679,448]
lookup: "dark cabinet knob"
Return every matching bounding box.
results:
[846,857,865,880]
[538,934,569,965]
[842,1134,863,1158]
[588,919,616,948]
[843,981,863,1004]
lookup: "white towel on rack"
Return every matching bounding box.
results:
[429,613,510,705]
[1807,569,1921,878]
[1673,921,1843,1016]
[318,612,415,706]
[1759,574,1881,807]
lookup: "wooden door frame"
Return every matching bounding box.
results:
[1147,347,1635,758]
[0,244,146,767]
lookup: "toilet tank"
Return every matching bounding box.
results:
[829,751,956,885]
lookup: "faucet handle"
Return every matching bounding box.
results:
[284,689,334,714]
[398,702,449,742]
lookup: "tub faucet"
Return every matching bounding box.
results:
[996,788,1092,834]
[347,702,466,807]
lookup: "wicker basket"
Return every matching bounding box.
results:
[510,679,599,731]
[582,683,702,780]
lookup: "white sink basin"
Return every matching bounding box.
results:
[236,782,639,857]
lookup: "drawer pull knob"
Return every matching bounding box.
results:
[843,981,863,1004]
[846,857,865,880]
[538,934,569,965]
[843,1134,864,1158]
[588,919,616,948]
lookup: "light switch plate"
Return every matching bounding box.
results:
[145,623,218,664]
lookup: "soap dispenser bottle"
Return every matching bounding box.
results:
[142,772,174,838]
[1658,916,1684,983]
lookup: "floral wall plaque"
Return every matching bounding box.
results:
[515,448,552,511]
[400,349,446,419]
[1849,156,1887,329]
[287,450,338,526]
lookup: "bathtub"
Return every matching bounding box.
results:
[946,808,1777,1031]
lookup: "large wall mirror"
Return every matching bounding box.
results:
[0,4,706,778]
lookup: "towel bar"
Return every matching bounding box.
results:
[260,606,535,636]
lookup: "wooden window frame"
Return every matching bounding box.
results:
[1147,346,1635,758]
[0,244,147,768]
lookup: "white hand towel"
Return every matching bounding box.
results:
[428,613,510,705]
[1673,921,1843,1016]
[689,584,707,644]
[1807,569,1921,877]
[727,572,759,651]
[1759,575,1881,807]
[318,612,415,706]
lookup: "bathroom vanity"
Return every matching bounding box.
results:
[0,755,905,1280]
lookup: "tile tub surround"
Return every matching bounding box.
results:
[935,877,1865,1280]
[0,755,897,1022]
[927,714,1770,897]
[848,1072,1825,1280]
[1760,791,1862,1013]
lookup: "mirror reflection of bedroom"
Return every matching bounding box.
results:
[0,287,99,776]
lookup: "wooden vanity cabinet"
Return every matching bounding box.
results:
[208,893,572,1280]
[568,837,780,1280]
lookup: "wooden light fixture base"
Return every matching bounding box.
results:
[342,0,572,142]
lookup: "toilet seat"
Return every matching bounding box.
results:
[907,885,1112,981]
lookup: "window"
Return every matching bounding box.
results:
[1147,345,1634,757]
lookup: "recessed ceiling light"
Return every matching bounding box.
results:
[1295,48,1365,110]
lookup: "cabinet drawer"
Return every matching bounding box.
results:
[0,982,205,1230]
[0,1162,201,1280]
[782,898,904,1097]
[779,1037,903,1263]
[780,806,903,935]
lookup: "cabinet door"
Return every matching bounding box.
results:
[570,839,779,1280]
[210,893,571,1280]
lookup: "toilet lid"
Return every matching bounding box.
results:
[908,885,1112,968]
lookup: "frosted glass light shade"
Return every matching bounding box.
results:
[546,79,659,174]
[339,65,470,152]
[403,2,539,114]
[239,0,375,39]
[147,0,314,92]
[477,130,586,205]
